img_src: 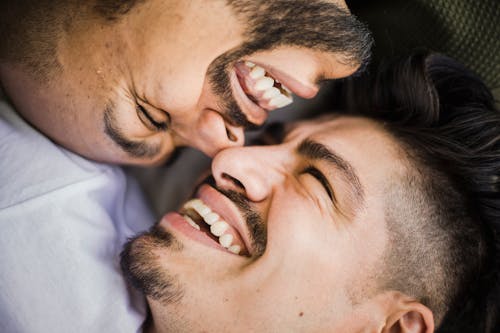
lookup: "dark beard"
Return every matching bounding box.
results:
[200,175,267,257]
[206,51,257,130]
[217,188,267,257]
[206,0,372,130]
[120,224,184,305]
[120,182,267,304]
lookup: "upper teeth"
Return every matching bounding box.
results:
[244,61,293,108]
[245,60,256,68]
[183,199,242,255]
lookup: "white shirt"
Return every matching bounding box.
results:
[0,101,154,332]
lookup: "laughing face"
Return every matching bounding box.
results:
[121,116,429,332]
[0,0,371,165]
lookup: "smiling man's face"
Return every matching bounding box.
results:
[121,116,426,332]
[0,0,370,165]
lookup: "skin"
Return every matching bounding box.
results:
[126,116,435,332]
[0,0,360,165]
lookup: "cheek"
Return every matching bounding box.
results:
[266,194,335,264]
[153,61,209,113]
[265,192,358,289]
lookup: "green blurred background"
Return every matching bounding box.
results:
[347,0,499,103]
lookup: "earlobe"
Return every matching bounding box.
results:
[383,303,435,333]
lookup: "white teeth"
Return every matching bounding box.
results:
[255,76,275,91]
[242,62,294,107]
[262,86,281,99]
[185,199,210,216]
[210,221,229,237]
[244,61,256,68]
[269,94,293,108]
[182,198,244,254]
[219,234,233,248]
[249,65,266,79]
[228,245,241,254]
[184,215,200,230]
[204,212,219,225]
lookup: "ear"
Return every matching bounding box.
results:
[382,302,435,333]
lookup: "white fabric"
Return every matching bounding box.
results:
[0,101,154,333]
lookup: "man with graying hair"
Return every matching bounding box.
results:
[121,54,500,333]
[0,0,372,332]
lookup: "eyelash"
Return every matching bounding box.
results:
[303,165,334,201]
[136,103,168,131]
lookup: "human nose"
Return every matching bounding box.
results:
[211,145,288,202]
[189,110,245,157]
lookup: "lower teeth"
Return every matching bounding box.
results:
[182,201,243,255]
[183,215,200,230]
[182,213,224,245]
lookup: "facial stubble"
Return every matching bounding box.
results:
[120,187,267,305]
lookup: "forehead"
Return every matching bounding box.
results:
[287,115,395,150]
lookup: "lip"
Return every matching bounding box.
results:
[160,212,226,252]
[197,184,254,256]
[254,61,319,99]
[230,66,269,126]
[230,60,320,126]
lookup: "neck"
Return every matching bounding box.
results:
[143,312,156,333]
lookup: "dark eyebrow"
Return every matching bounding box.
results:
[103,104,161,159]
[297,138,365,214]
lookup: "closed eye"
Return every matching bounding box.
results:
[136,103,169,131]
[303,166,334,201]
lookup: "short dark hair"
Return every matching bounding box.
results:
[336,53,499,332]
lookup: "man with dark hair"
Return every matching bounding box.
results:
[0,1,372,331]
[0,0,372,164]
[121,53,499,332]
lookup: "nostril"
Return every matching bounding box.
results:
[222,172,245,190]
[226,127,238,142]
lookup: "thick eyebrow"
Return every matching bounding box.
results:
[103,104,161,159]
[297,138,365,214]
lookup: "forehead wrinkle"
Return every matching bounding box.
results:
[297,138,365,213]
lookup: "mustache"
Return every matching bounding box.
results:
[207,52,258,130]
[200,176,267,257]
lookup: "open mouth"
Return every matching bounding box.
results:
[231,61,294,125]
[179,197,250,256]
[235,61,294,111]
[229,59,320,127]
